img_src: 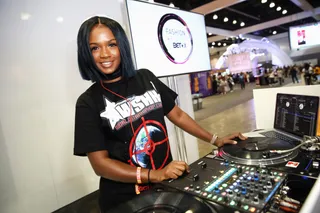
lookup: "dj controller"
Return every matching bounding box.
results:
[108,136,320,213]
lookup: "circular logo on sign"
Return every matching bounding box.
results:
[158,13,193,64]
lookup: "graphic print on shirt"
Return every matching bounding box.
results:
[129,118,170,170]
[100,89,162,130]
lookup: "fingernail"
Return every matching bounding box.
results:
[233,141,237,144]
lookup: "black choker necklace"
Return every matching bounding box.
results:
[103,68,122,80]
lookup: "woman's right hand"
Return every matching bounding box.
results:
[150,161,190,183]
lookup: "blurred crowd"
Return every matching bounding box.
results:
[211,63,320,95]
[211,72,255,95]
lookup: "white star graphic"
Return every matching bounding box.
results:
[100,97,122,129]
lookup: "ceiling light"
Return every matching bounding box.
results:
[269,2,275,8]
[208,33,212,36]
[56,16,64,23]
[213,14,218,20]
[169,2,175,7]
[232,20,237,24]
[211,46,214,48]
[282,9,287,14]
[212,42,215,45]
[218,42,221,46]
[20,12,31,20]
[223,43,227,46]
[273,31,277,35]
[276,6,281,11]
[240,22,245,27]
[223,17,229,22]
[261,0,267,3]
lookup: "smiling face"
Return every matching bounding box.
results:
[89,25,121,76]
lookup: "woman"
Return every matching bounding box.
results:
[74,16,246,212]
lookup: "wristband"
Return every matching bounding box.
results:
[136,167,142,184]
[147,169,151,183]
[210,134,218,145]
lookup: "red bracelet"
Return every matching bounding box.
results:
[136,167,142,184]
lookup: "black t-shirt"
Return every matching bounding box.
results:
[74,69,177,211]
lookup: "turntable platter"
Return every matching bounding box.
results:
[106,191,215,213]
[219,137,299,166]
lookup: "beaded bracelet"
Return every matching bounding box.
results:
[136,167,142,184]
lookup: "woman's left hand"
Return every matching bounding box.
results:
[213,132,247,147]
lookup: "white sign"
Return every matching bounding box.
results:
[228,52,252,73]
[126,0,211,77]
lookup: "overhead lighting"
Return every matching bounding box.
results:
[56,16,64,23]
[261,0,267,3]
[223,17,229,22]
[169,2,175,7]
[218,42,221,46]
[232,20,237,24]
[273,31,277,35]
[213,14,218,20]
[211,46,214,48]
[269,2,275,8]
[20,12,31,20]
[240,22,245,27]
[208,33,212,36]
[282,9,287,14]
[223,43,227,46]
[212,42,215,45]
[276,6,281,11]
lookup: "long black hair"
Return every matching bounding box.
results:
[77,16,136,82]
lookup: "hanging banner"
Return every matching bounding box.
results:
[228,52,252,73]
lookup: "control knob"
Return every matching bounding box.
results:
[201,162,207,169]
[253,196,259,203]
[195,186,201,191]
[258,192,264,199]
[267,181,272,188]
[193,174,199,182]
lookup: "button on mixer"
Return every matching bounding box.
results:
[258,192,264,199]
[201,162,207,169]
[193,174,199,182]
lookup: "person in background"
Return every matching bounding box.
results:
[290,66,299,83]
[268,70,275,86]
[227,74,234,92]
[219,76,228,95]
[239,72,245,89]
[73,16,247,212]
[277,68,283,86]
[212,75,218,95]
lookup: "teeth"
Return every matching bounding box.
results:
[101,62,112,68]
